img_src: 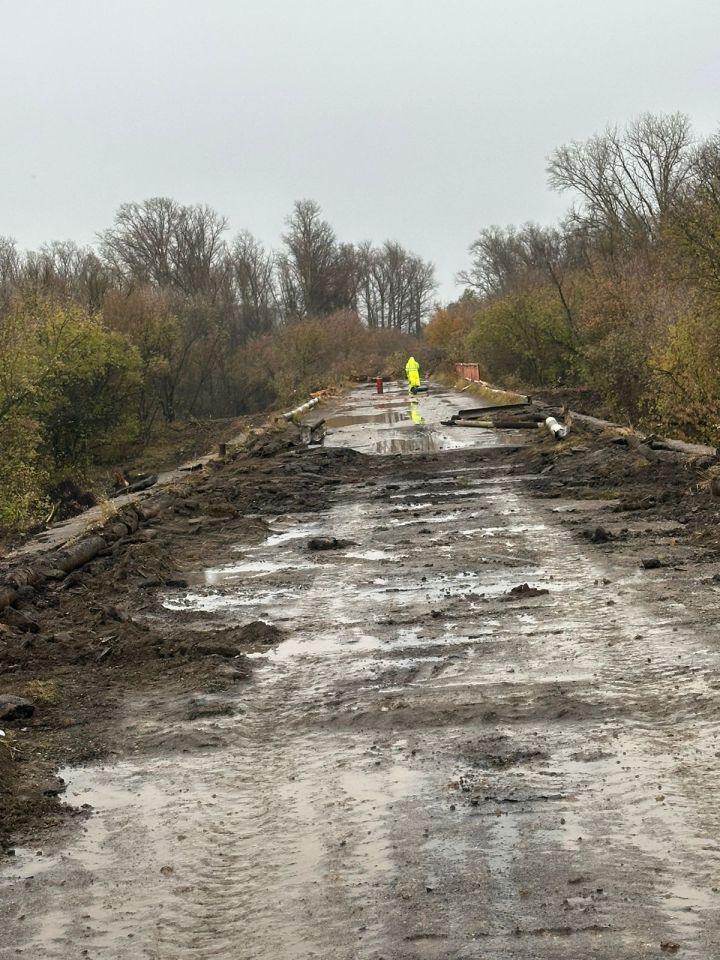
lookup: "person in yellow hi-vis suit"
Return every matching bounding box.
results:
[405,356,421,393]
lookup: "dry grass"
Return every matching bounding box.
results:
[24,679,62,706]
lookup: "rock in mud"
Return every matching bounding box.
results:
[41,777,67,797]
[0,695,35,722]
[641,557,663,570]
[307,536,352,551]
[586,526,613,544]
[502,583,549,601]
[240,620,283,645]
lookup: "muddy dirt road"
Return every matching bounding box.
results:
[3,383,720,958]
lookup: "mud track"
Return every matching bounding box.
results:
[2,383,720,958]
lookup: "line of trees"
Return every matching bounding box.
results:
[0,199,436,531]
[429,112,720,443]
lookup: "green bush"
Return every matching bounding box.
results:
[0,417,48,532]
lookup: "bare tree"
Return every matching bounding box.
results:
[278,200,355,317]
[459,223,581,335]
[21,241,111,310]
[358,241,435,334]
[547,112,694,243]
[669,133,720,295]
[100,198,228,299]
[227,231,278,342]
[0,238,21,314]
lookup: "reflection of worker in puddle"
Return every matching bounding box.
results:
[409,404,424,424]
[405,355,421,393]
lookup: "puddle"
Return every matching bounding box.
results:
[204,558,316,581]
[317,384,529,456]
[344,549,404,562]
[324,410,407,428]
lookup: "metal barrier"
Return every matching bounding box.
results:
[455,362,481,381]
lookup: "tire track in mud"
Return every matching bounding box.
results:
[3,451,720,957]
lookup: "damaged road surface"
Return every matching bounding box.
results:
[3,382,720,958]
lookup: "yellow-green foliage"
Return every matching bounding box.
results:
[651,306,720,444]
[0,298,142,533]
[0,299,142,456]
[463,287,575,388]
[424,296,476,362]
[0,417,48,531]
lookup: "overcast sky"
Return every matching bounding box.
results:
[1,0,719,301]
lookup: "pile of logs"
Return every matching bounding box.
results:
[442,400,571,441]
[0,500,163,614]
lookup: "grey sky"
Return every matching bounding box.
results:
[1,0,719,302]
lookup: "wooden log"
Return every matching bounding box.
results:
[110,474,158,497]
[457,402,531,418]
[571,410,717,461]
[451,418,539,430]
[107,522,131,541]
[54,536,107,575]
[491,419,543,430]
[451,420,494,428]
[645,437,717,458]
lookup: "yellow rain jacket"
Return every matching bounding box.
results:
[405,356,421,388]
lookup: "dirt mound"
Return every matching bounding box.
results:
[192,622,282,658]
[307,537,353,551]
[503,582,550,600]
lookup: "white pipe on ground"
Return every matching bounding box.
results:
[545,416,568,440]
[280,397,320,421]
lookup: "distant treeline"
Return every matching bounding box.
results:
[0,199,436,530]
[427,112,720,444]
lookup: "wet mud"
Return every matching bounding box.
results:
[2,383,720,958]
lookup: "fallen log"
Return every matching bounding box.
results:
[491,419,543,430]
[644,436,717,458]
[54,535,107,575]
[450,418,539,430]
[110,474,158,497]
[451,419,494,428]
[457,401,531,419]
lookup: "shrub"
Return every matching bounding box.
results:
[0,417,48,532]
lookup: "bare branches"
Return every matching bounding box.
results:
[547,113,694,244]
[99,198,229,299]
[357,241,436,335]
